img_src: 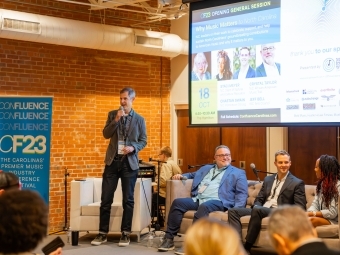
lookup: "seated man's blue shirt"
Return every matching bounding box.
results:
[192,165,227,204]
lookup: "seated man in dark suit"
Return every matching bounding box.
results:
[158,145,248,253]
[228,150,306,254]
[268,205,340,255]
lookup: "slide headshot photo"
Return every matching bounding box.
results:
[212,49,233,81]
[255,43,281,77]
[191,52,211,81]
[232,46,256,79]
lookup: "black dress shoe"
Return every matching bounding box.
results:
[158,238,175,251]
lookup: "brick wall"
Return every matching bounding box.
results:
[0,0,172,231]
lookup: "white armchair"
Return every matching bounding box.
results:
[70,178,152,243]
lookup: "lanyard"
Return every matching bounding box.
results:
[120,116,129,140]
[271,179,281,199]
[211,168,223,181]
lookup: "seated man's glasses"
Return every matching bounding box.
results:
[215,154,231,158]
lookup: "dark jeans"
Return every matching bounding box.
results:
[228,206,271,244]
[99,158,138,234]
[165,198,225,239]
[152,192,166,224]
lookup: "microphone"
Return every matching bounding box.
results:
[180,176,187,180]
[188,164,206,169]
[119,106,125,117]
[149,157,167,163]
[250,163,261,183]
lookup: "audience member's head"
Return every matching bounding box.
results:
[0,171,20,194]
[159,146,172,158]
[184,217,246,255]
[315,154,340,207]
[268,205,316,255]
[0,189,48,254]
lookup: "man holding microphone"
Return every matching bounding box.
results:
[91,87,147,247]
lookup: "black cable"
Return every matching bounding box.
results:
[139,175,153,224]
[138,163,157,232]
[49,167,69,235]
[149,158,167,231]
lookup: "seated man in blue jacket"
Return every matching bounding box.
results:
[158,145,248,252]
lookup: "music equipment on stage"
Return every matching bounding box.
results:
[138,162,155,181]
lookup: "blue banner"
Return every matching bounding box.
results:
[0,97,53,203]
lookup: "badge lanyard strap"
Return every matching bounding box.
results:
[210,168,224,181]
[120,116,128,141]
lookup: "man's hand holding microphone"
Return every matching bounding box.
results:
[115,106,134,155]
[172,174,187,180]
[115,106,125,122]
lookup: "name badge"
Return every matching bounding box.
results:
[198,183,209,194]
[118,140,125,155]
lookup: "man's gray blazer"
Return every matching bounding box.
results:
[103,109,147,170]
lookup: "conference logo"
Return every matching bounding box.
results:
[303,103,316,110]
[302,97,318,101]
[320,88,335,92]
[320,104,336,108]
[323,58,335,72]
[200,12,211,19]
[320,95,336,101]
[286,90,299,93]
[286,105,299,110]
[302,89,317,95]
[286,98,299,102]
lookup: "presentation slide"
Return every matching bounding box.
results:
[190,0,340,126]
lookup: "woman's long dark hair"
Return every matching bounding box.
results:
[316,155,340,207]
